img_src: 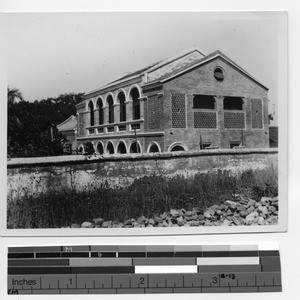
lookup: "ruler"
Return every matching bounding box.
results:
[7,245,282,294]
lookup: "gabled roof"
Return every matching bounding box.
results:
[84,47,268,98]
[57,115,76,132]
[84,47,205,97]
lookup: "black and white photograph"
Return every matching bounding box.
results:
[2,11,287,234]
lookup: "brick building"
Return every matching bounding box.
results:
[75,48,269,154]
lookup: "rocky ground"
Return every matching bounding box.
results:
[68,195,278,228]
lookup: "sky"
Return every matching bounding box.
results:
[2,12,286,125]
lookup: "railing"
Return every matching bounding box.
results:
[86,119,144,135]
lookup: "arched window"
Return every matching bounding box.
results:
[130,141,141,153]
[88,101,94,126]
[130,88,140,120]
[168,143,188,152]
[97,98,104,125]
[171,145,185,152]
[148,142,160,153]
[107,96,114,123]
[118,92,126,122]
[97,142,104,154]
[106,141,115,154]
[117,141,127,154]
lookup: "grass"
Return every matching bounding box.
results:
[7,167,278,229]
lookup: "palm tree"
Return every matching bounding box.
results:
[7,87,24,105]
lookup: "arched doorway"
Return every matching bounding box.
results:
[106,141,115,154]
[97,142,104,154]
[117,141,127,154]
[130,141,141,153]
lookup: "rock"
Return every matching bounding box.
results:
[232,217,242,226]
[185,210,193,217]
[207,207,216,215]
[92,218,104,225]
[154,216,163,223]
[236,204,246,212]
[160,212,168,219]
[113,223,123,228]
[81,221,94,228]
[191,220,200,226]
[147,218,155,225]
[239,210,248,217]
[71,223,80,228]
[215,210,222,216]
[183,222,191,227]
[247,199,257,206]
[226,208,233,216]
[203,211,212,219]
[221,219,232,226]
[192,207,202,214]
[101,221,112,228]
[204,220,211,226]
[259,206,269,215]
[138,216,147,223]
[170,209,180,217]
[124,219,132,226]
[258,217,265,225]
[176,216,185,226]
[185,215,199,221]
[162,221,169,227]
[246,206,255,214]
[180,208,187,214]
[245,211,259,222]
[225,200,237,209]
[218,204,228,210]
[197,214,205,220]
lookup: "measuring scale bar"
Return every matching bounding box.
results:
[7,244,282,294]
[8,272,282,294]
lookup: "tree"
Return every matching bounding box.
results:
[7,91,84,158]
[7,87,24,105]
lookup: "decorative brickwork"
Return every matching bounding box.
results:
[251,98,263,129]
[148,95,160,130]
[224,112,245,129]
[78,113,84,136]
[194,111,217,129]
[172,93,186,128]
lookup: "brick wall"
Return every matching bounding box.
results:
[163,57,269,151]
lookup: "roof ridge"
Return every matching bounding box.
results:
[84,47,206,97]
[57,115,76,128]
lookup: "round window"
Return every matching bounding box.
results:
[214,68,224,81]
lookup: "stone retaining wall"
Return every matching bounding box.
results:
[7,149,278,201]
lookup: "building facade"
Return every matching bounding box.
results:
[75,48,269,154]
